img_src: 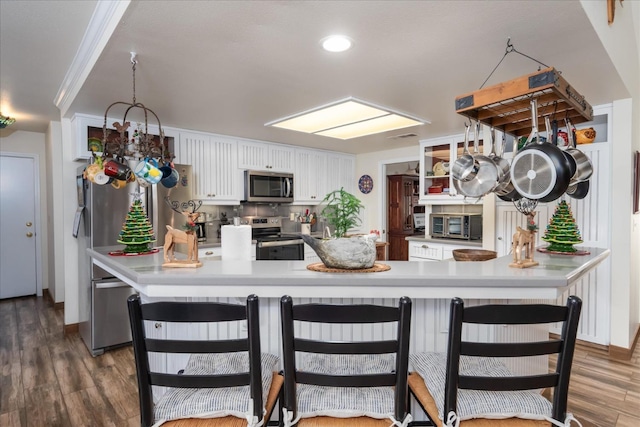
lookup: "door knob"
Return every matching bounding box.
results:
[26,222,32,227]
[26,232,33,237]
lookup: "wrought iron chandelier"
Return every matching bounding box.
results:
[100,52,170,162]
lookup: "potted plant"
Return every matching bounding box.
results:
[301,188,377,269]
[320,187,364,238]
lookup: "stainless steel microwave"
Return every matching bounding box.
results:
[430,213,482,240]
[243,170,294,203]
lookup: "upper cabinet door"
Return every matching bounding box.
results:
[294,148,327,204]
[237,140,294,172]
[325,152,356,196]
[175,132,239,204]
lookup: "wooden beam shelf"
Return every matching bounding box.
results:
[455,67,593,138]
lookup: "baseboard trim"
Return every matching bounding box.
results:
[64,323,79,336]
[609,324,640,361]
[43,289,64,310]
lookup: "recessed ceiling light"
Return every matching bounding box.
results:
[265,97,428,140]
[321,35,353,52]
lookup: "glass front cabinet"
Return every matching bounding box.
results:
[419,133,488,203]
[419,135,460,203]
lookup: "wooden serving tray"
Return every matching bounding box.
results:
[455,67,593,138]
[306,262,391,273]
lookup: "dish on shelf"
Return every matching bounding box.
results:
[433,162,447,176]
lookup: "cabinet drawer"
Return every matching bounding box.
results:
[409,242,442,260]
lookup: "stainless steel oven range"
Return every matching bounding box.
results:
[242,216,304,260]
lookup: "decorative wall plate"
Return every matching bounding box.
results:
[358,174,373,194]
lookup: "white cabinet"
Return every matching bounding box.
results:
[294,148,327,204]
[325,152,356,195]
[71,113,179,161]
[304,243,320,263]
[494,203,552,257]
[408,241,441,261]
[419,135,462,203]
[237,140,294,172]
[408,240,474,261]
[174,132,239,204]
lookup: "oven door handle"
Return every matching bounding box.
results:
[257,239,302,248]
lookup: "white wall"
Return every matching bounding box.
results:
[47,121,65,303]
[0,129,49,294]
[56,117,86,324]
[356,145,420,236]
[581,0,640,350]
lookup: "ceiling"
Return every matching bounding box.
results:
[0,0,630,154]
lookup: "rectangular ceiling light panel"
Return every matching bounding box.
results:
[316,114,423,140]
[267,98,426,139]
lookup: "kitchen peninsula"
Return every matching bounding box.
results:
[89,246,609,381]
[89,246,609,300]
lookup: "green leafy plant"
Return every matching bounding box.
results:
[320,187,364,238]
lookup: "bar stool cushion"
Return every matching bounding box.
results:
[154,352,279,424]
[295,354,397,420]
[411,352,553,423]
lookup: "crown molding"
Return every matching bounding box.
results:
[54,0,131,116]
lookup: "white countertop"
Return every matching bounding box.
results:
[88,246,609,300]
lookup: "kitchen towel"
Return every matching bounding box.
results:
[221,225,252,260]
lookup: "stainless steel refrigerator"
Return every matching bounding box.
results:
[77,163,193,356]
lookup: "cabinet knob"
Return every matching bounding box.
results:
[421,244,429,249]
[205,251,213,255]
[498,237,503,241]
[154,323,162,329]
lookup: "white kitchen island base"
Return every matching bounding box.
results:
[89,246,608,418]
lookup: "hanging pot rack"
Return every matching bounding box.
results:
[454,40,593,138]
[455,66,593,138]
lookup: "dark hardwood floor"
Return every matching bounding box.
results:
[1,296,638,426]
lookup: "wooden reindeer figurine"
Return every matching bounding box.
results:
[162,200,203,268]
[509,212,539,269]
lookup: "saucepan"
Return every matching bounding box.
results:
[564,118,593,183]
[453,121,499,198]
[451,123,478,182]
[489,128,511,193]
[496,134,522,202]
[546,115,577,180]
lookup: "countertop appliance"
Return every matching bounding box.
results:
[241,216,304,260]
[243,170,293,203]
[430,213,482,240]
[77,163,192,356]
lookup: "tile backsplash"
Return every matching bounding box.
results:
[195,203,323,243]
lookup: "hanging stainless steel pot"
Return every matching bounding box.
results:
[547,115,577,179]
[451,123,478,182]
[564,118,593,183]
[490,129,511,194]
[453,122,499,198]
[497,132,522,201]
[566,180,590,199]
[510,100,572,203]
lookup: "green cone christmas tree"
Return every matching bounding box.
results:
[117,199,156,253]
[541,200,582,253]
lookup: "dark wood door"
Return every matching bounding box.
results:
[387,175,418,261]
[388,233,409,261]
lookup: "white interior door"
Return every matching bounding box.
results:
[0,154,38,298]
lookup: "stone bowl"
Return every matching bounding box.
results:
[452,249,497,262]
